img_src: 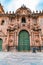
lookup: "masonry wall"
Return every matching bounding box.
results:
[0,4,43,51]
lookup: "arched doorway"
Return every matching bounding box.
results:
[18,30,30,51]
[0,38,3,51]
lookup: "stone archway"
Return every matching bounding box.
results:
[0,38,3,51]
[18,30,30,51]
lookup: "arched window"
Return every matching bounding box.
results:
[22,17,26,23]
[1,20,4,25]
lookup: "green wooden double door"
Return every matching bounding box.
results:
[18,30,30,51]
[0,39,3,51]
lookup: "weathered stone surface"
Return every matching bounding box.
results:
[0,3,43,51]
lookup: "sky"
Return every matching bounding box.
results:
[0,0,43,12]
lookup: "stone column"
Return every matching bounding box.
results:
[30,31,34,51]
[30,31,32,50]
[39,31,42,51]
[31,31,34,46]
[6,31,10,51]
[14,30,18,51]
[39,32,42,46]
[3,31,9,52]
[33,32,36,47]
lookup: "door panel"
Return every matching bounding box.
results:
[18,30,30,51]
[0,39,3,51]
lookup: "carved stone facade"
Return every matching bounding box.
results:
[0,4,43,52]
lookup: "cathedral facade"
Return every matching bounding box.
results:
[0,3,43,52]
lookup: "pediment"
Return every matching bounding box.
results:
[15,5,32,15]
